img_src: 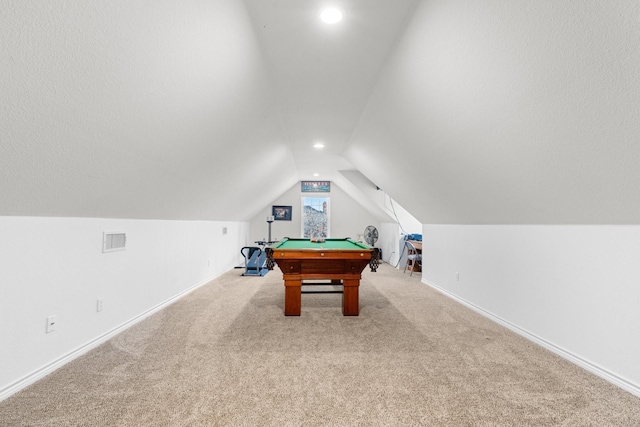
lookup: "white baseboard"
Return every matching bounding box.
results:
[0,268,230,402]
[424,279,640,399]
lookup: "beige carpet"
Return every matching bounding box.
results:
[2,263,640,426]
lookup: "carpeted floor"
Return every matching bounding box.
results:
[1,263,640,426]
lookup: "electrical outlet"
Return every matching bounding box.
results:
[97,298,104,312]
[456,272,460,282]
[46,315,57,333]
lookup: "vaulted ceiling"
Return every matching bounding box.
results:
[2,1,639,224]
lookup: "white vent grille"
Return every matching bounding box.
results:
[103,232,126,253]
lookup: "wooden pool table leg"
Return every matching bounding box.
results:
[342,279,360,316]
[284,278,302,316]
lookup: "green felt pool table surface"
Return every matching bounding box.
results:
[271,238,370,250]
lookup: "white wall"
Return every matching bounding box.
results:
[379,222,401,267]
[422,224,640,396]
[248,182,382,245]
[379,192,421,236]
[0,216,248,400]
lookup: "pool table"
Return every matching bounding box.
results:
[266,238,380,316]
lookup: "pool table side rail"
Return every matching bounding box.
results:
[265,244,380,273]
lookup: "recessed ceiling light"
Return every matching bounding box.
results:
[313,173,320,177]
[313,142,325,149]
[320,8,343,24]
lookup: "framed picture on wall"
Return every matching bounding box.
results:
[301,181,330,192]
[272,205,292,221]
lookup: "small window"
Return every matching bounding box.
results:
[302,197,329,238]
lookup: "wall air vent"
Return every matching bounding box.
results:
[103,232,126,253]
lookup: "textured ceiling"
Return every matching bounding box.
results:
[346,0,640,223]
[2,0,639,223]
[1,0,299,220]
[243,0,418,182]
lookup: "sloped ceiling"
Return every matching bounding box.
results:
[242,0,418,182]
[1,0,298,221]
[347,0,640,224]
[2,1,639,224]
